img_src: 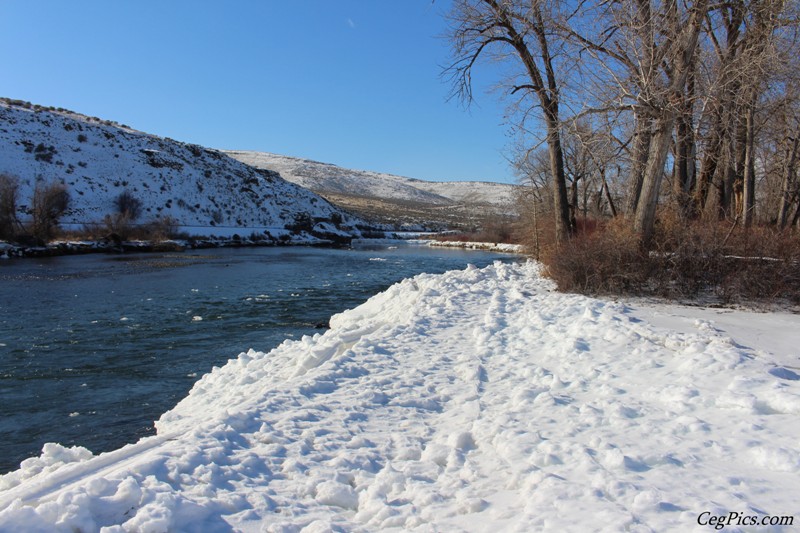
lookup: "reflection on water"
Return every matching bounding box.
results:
[0,244,517,473]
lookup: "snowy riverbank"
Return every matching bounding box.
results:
[1,261,798,532]
[412,239,524,254]
[0,230,355,259]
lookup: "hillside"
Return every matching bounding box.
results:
[0,99,366,243]
[226,150,520,230]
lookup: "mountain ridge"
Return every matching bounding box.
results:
[225,150,519,229]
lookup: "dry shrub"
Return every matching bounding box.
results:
[543,211,800,304]
[74,216,182,243]
[543,218,648,294]
[713,227,800,303]
[433,217,522,245]
[144,216,181,241]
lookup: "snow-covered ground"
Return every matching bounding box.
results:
[1,262,798,532]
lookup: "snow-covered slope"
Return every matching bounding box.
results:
[414,179,518,206]
[0,99,364,240]
[227,151,455,206]
[226,150,519,210]
[1,261,797,531]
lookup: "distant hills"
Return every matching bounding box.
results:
[226,151,520,230]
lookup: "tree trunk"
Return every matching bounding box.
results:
[696,121,721,215]
[777,135,799,229]
[633,115,675,243]
[631,0,708,240]
[791,198,800,228]
[673,55,697,219]
[626,114,652,217]
[674,113,696,218]
[741,93,757,226]
[545,114,572,243]
[719,137,738,218]
[569,174,579,230]
[603,170,618,217]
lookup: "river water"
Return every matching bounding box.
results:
[0,243,517,474]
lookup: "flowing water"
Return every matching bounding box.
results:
[0,243,517,473]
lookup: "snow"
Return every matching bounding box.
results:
[413,239,525,254]
[1,261,799,532]
[0,101,364,241]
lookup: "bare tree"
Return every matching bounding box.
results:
[31,180,70,241]
[691,0,797,226]
[445,0,573,243]
[114,189,143,222]
[775,137,800,228]
[513,145,551,257]
[562,119,622,223]
[443,0,799,250]
[627,0,710,241]
[693,1,748,219]
[0,174,21,240]
[564,0,711,241]
[766,81,800,228]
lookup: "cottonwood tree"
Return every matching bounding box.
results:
[724,0,787,225]
[444,0,799,245]
[445,0,573,243]
[693,1,750,219]
[681,0,797,225]
[765,81,800,228]
[776,127,800,228]
[568,0,712,241]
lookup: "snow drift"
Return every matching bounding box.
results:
[0,262,798,532]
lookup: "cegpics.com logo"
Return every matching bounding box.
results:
[697,511,794,530]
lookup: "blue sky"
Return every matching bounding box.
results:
[0,1,518,183]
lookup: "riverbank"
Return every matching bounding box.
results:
[0,244,515,476]
[1,261,797,531]
[0,235,526,260]
[0,232,358,260]
[411,239,524,254]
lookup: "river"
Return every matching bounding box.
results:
[0,243,517,473]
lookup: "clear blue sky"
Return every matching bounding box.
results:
[0,1,519,184]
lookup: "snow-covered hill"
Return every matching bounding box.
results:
[226,150,520,229]
[227,151,455,205]
[0,99,365,242]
